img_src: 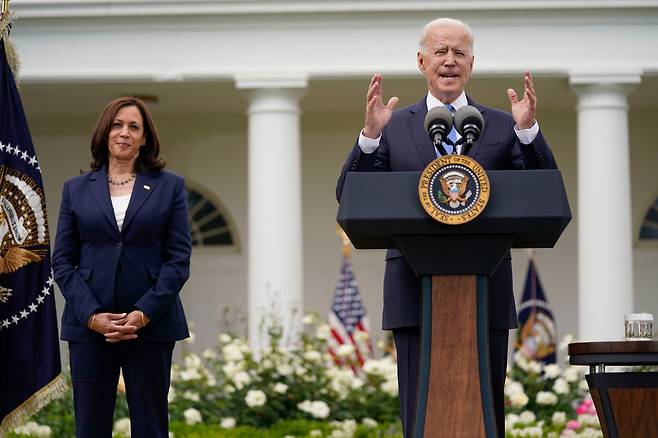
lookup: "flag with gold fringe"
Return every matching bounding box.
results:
[514,257,557,364]
[0,13,67,435]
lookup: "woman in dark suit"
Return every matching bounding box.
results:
[53,96,192,438]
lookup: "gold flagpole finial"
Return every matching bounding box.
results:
[336,224,352,257]
[1,0,9,18]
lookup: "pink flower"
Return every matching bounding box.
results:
[566,420,581,430]
[576,399,596,415]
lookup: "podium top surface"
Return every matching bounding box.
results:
[337,170,571,250]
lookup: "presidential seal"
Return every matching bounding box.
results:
[418,155,490,225]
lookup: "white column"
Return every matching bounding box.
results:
[570,73,640,341]
[236,76,307,349]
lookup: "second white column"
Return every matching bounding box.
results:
[237,76,307,348]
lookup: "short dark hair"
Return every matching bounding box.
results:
[89,96,165,172]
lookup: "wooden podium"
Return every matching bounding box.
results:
[569,341,658,438]
[337,170,571,437]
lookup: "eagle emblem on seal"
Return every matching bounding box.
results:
[439,171,472,208]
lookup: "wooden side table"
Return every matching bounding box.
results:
[569,341,658,438]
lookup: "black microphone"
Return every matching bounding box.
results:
[453,105,484,154]
[423,107,453,154]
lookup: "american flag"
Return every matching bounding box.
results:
[328,252,372,368]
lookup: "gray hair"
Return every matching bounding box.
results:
[419,18,474,53]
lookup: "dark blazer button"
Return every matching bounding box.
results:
[117,241,123,248]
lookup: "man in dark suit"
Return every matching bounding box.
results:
[336,18,557,437]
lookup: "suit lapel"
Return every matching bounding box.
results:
[406,98,437,167]
[122,172,157,233]
[88,167,120,234]
[464,95,488,159]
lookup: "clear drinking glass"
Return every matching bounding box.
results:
[624,313,653,341]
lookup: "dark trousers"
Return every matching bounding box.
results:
[393,327,509,438]
[68,340,175,438]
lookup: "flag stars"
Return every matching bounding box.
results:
[42,286,50,295]
[36,295,45,304]
[11,315,19,324]
[29,303,38,312]
[6,145,13,154]
[47,276,54,287]
[21,151,29,160]
[2,319,9,329]
[20,310,29,319]
[13,146,21,156]
[0,142,5,151]
[29,155,38,166]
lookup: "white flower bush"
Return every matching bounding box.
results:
[505,336,602,437]
[166,313,400,429]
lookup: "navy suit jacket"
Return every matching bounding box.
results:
[53,166,192,342]
[337,96,557,330]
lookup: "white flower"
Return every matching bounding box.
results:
[183,390,200,402]
[580,379,591,391]
[543,364,561,379]
[14,421,52,438]
[536,391,558,405]
[277,363,293,376]
[340,419,357,433]
[183,408,202,425]
[185,331,195,344]
[362,418,378,428]
[184,354,202,369]
[309,430,322,437]
[316,324,331,340]
[578,413,600,427]
[113,418,131,437]
[504,381,524,397]
[336,344,356,357]
[179,368,201,381]
[505,413,519,430]
[551,411,566,425]
[520,426,543,437]
[527,360,542,374]
[509,392,529,408]
[298,400,331,419]
[518,410,536,424]
[219,333,232,344]
[245,389,267,407]
[202,348,217,360]
[380,378,399,397]
[563,366,580,382]
[559,334,575,352]
[222,361,243,378]
[232,370,251,389]
[353,330,370,342]
[222,343,245,362]
[553,377,570,394]
[273,382,289,394]
[304,350,323,362]
[169,433,174,438]
[302,313,317,325]
[220,417,236,429]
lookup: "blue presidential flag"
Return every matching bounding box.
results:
[0,33,66,434]
[514,258,557,364]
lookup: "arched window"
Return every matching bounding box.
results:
[640,196,658,240]
[186,181,239,250]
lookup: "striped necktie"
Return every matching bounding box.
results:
[443,104,458,154]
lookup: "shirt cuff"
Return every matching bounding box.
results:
[514,121,539,145]
[358,130,381,154]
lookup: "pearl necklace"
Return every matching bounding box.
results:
[108,173,136,186]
